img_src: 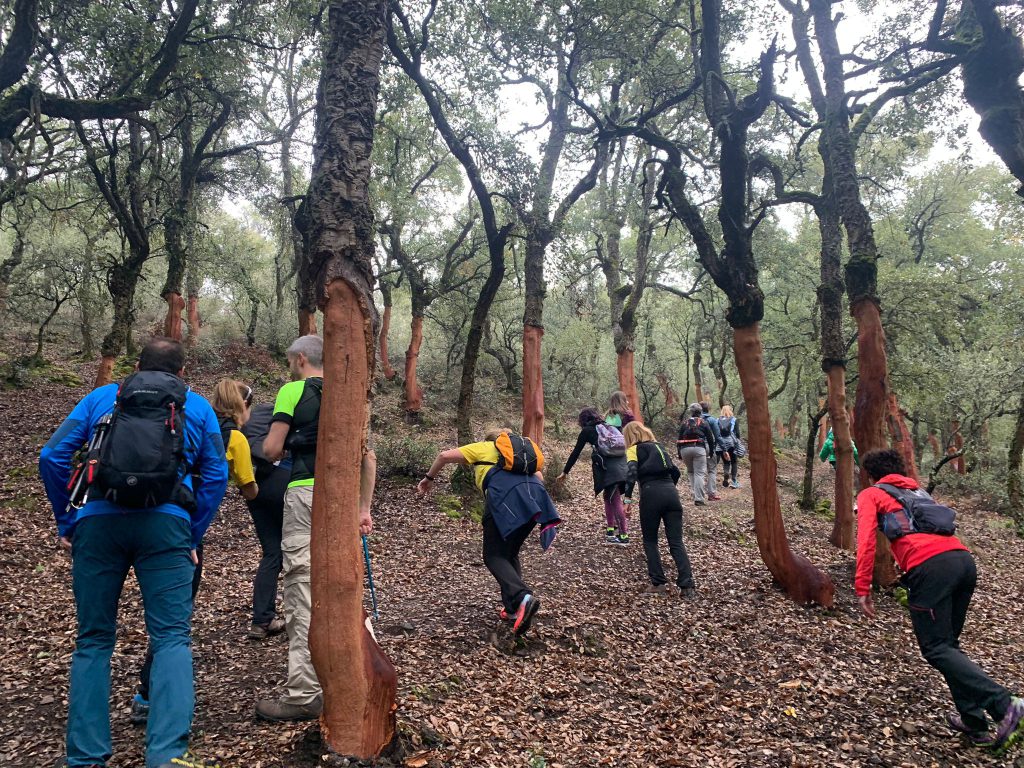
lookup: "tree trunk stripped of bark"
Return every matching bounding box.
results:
[616,348,642,422]
[886,392,919,480]
[186,291,201,345]
[163,292,186,341]
[827,366,855,550]
[403,315,424,415]
[736,325,835,607]
[379,304,396,380]
[951,420,966,475]
[849,300,898,586]
[304,1,396,757]
[656,372,678,409]
[521,324,545,444]
[801,404,826,511]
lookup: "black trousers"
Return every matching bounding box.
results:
[482,510,536,613]
[139,541,202,700]
[638,479,695,589]
[905,550,1010,731]
[247,467,287,625]
[721,453,738,483]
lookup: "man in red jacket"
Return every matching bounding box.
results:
[856,449,1023,751]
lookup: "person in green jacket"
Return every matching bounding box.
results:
[819,428,859,467]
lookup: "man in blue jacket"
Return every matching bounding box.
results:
[39,337,228,768]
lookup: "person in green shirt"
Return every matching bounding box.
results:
[255,335,375,723]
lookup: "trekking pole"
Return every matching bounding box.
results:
[362,534,379,621]
[65,415,111,513]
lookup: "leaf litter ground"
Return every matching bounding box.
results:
[2,356,1023,767]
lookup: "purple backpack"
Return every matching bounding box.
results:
[595,422,626,457]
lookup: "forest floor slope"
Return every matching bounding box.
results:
[2,351,1023,767]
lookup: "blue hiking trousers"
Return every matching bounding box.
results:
[67,512,195,767]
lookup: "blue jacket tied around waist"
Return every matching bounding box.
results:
[484,469,561,548]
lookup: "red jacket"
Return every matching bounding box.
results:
[854,473,967,596]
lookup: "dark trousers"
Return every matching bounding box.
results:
[69,513,195,768]
[248,467,287,624]
[638,480,695,589]
[721,453,738,483]
[905,550,1010,731]
[139,541,202,700]
[482,510,536,612]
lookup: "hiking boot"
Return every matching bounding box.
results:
[946,712,995,746]
[129,693,149,725]
[604,526,617,542]
[247,617,285,640]
[615,534,630,546]
[991,697,1024,752]
[254,696,323,722]
[694,500,706,506]
[680,586,697,599]
[642,583,671,596]
[158,751,222,768]
[731,481,741,489]
[513,594,540,637]
[708,494,722,501]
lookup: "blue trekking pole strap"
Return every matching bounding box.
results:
[362,534,379,620]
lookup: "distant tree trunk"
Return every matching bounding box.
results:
[96,262,143,388]
[404,313,424,415]
[186,292,201,342]
[886,392,919,478]
[692,342,704,404]
[928,430,943,461]
[655,373,678,410]
[305,1,396,757]
[162,201,189,341]
[0,222,25,315]
[164,291,186,340]
[1008,388,1024,526]
[378,278,396,379]
[801,403,827,511]
[522,237,547,444]
[951,419,966,474]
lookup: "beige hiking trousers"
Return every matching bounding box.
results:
[281,485,321,705]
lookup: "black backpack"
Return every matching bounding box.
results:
[875,483,957,541]
[720,417,734,438]
[92,371,193,510]
[241,403,277,481]
[679,416,704,441]
[284,377,322,452]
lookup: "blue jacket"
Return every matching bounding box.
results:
[39,381,229,547]
[484,469,560,544]
[702,410,723,452]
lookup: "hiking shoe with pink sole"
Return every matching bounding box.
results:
[946,712,995,746]
[513,594,540,637]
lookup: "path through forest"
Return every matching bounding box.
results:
[2,355,1023,767]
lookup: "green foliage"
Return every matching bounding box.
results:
[374,433,438,481]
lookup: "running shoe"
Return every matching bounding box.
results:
[946,712,995,746]
[513,594,540,637]
[991,697,1024,752]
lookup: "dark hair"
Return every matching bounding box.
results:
[138,337,185,374]
[699,401,710,413]
[578,407,602,428]
[862,449,906,482]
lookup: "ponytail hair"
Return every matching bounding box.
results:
[212,378,251,427]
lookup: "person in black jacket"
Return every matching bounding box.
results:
[623,422,696,597]
[557,407,630,545]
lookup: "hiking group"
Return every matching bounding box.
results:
[37,338,1024,767]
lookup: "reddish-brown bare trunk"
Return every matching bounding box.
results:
[817,398,828,453]
[163,292,185,341]
[379,305,396,380]
[826,367,855,550]
[886,392,919,480]
[616,348,642,422]
[850,299,898,587]
[522,325,544,444]
[952,420,966,474]
[734,324,834,607]
[310,279,396,755]
[656,372,678,409]
[186,294,200,345]
[928,431,942,461]
[94,355,116,389]
[404,315,424,414]
[299,308,318,337]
